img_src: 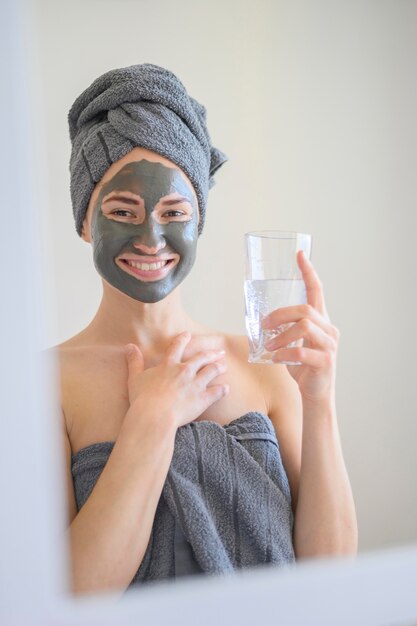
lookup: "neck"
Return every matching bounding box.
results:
[81,279,204,354]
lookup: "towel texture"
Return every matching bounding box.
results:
[71,412,295,588]
[68,63,228,237]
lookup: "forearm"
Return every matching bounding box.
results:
[68,411,177,596]
[293,398,358,559]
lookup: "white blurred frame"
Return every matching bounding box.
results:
[1,1,417,625]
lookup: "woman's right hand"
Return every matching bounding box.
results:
[124,332,229,430]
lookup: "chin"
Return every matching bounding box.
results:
[123,282,177,304]
[128,292,171,304]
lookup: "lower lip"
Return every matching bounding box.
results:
[118,259,176,282]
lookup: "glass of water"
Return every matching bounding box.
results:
[244,231,312,365]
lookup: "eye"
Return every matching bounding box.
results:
[161,209,192,221]
[164,210,185,217]
[111,209,134,217]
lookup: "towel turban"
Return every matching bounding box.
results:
[68,63,228,236]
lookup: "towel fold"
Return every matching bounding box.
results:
[71,411,295,588]
[68,63,228,237]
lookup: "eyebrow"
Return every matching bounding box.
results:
[102,193,192,207]
[102,193,142,206]
[160,196,192,206]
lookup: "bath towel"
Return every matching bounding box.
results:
[71,411,295,588]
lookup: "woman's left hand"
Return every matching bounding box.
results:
[262,250,340,404]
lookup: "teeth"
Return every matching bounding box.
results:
[125,260,168,271]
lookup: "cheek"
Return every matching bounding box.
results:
[92,215,129,250]
[167,220,198,253]
[177,232,198,272]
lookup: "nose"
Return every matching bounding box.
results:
[132,218,166,255]
[133,240,165,255]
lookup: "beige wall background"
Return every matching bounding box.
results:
[30,0,417,555]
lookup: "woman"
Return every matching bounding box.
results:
[56,63,357,596]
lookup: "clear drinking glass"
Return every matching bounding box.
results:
[244,231,312,365]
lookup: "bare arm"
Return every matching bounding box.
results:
[64,333,228,596]
[266,365,357,559]
[66,410,177,596]
[261,250,358,559]
[293,395,358,558]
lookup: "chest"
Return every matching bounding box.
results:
[61,353,268,456]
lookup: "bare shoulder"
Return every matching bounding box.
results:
[222,333,301,413]
[43,340,127,434]
[46,338,126,369]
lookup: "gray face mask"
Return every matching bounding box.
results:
[89,160,199,303]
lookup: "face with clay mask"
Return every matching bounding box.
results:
[86,158,199,303]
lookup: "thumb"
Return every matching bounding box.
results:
[125,343,144,375]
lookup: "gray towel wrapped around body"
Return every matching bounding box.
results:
[71,411,295,588]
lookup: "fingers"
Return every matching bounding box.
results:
[180,349,227,388]
[185,349,226,375]
[272,345,334,371]
[264,318,338,353]
[165,332,192,364]
[262,303,333,334]
[195,359,227,388]
[297,250,329,318]
[125,343,144,375]
[200,383,230,410]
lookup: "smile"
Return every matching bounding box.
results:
[117,255,178,282]
[126,259,168,271]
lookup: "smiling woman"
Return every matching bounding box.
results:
[50,62,357,598]
[82,154,199,301]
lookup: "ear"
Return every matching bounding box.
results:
[81,218,92,243]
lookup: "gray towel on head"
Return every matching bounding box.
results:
[71,412,295,589]
[68,63,228,237]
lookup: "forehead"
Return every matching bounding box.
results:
[87,158,199,222]
[99,160,194,198]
